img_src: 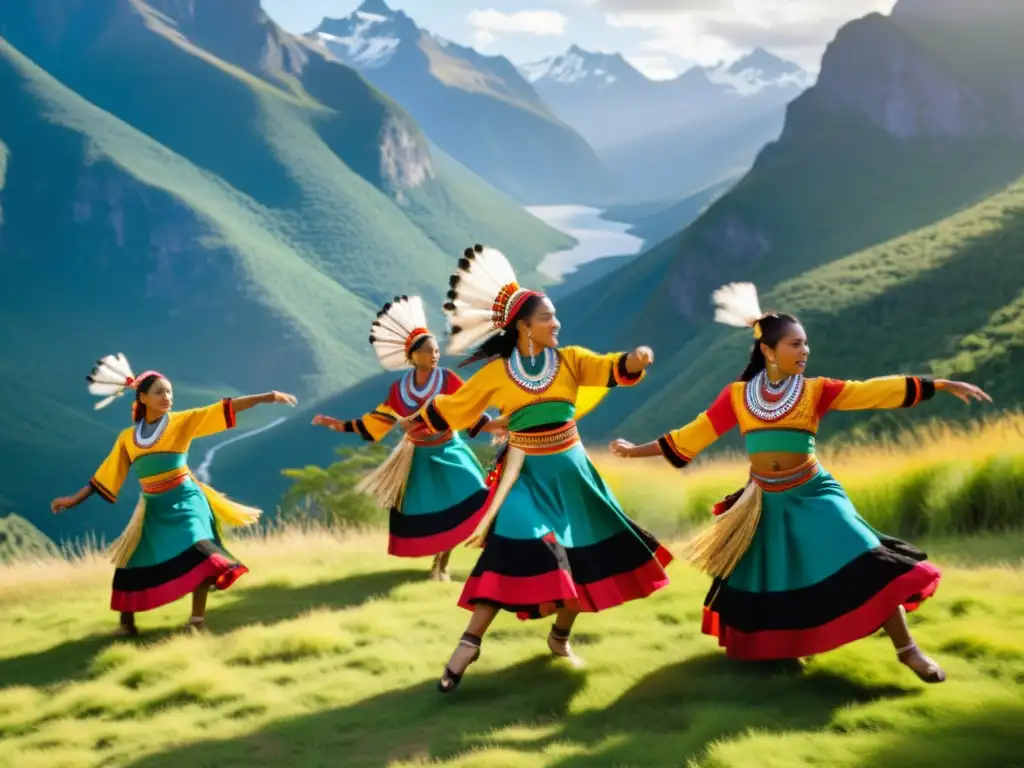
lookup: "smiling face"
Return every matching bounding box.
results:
[138,377,173,420]
[520,296,562,349]
[409,335,440,371]
[763,322,809,378]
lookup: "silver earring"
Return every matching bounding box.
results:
[527,329,535,364]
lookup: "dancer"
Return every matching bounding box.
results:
[311,295,507,581]
[398,244,672,693]
[610,282,992,683]
[50,354,297,635]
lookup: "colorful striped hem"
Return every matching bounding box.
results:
[387,487,494,558]
[703,560,941,660]
[458,526,673,620]
[111,540,248,613]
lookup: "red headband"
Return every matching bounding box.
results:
[404,328,433,356]
[492,282,543,329]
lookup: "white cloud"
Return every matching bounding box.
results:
[625,55,678,80]
[606,0,897,71]
[467,9,569,49]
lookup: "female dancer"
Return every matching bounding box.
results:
[50,354,297,635]
[311,295,506,581]
[610,282,991,683]
[398,244,673,693]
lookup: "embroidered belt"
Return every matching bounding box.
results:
[508,421,579,455]
[139,468,191,495]
[409,429,453,447]
[750,456,819,492]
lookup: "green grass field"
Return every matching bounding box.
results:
[1,419,1021,768]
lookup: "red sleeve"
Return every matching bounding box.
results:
[385,380,402,412]
[706,384,738,434]
[816,378,847,417]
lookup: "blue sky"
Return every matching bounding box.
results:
[262,0,897,79]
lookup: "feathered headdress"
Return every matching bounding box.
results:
[368,295,434,371]
[86,353,163,413]
[442,244,543,359]
[712,282,769,339]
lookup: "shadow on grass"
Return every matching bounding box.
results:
[122,653,916,768]
[0,568,424,689]
[855,702,1024,768]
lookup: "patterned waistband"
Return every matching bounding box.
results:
[139,468,191,495]
[508,421,580,455]
[409,430,453,447]
[750,456,820,492]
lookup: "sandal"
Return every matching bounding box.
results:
[896,641,946,683]
[185,616,206,633]
[438,632,481,693]
[547,624,585,667]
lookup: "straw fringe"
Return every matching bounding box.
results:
[464,445,525,548]
[355,438,416,510]
[106,478,262,567]
[683,481,762,579]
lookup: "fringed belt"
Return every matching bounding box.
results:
[508,421,579,455]
[409,430,453,447]
[750,456,819,493]
[139,467,191,495]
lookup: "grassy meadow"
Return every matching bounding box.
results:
[0,417,1022,768]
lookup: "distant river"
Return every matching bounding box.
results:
[526,204,644,280]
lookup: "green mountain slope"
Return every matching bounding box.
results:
[0,0,572,542]
[558,1,1024,441]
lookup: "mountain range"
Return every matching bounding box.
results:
[206,0,1024,517]
[523,45,812,201]
[309,0,609,204]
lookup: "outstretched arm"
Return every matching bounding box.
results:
[233,390,298,414]
[610,384,737,468]
[51,436,131,513]
[312,400,399,443]
[818,376,990,415]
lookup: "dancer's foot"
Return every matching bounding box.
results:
[112,623,139,638]
[184,616,206,634]
[438,633,481,693]
[897,642,946,683]
[547,624,585,668]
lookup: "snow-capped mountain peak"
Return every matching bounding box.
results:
[519,45,645,87]
[708,47,814,95]
[312,0,414,70]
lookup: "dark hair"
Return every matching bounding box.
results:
[459,294,545,368]
[407,335,433,356]
[132,373,164,423]
[738,312,801,382]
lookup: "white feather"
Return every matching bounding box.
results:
[369,295,431,371]
[444,245,528,355]
[712,282,762,328]
[86,352,137,410]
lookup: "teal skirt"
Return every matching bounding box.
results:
[460,442,673,620]
[703,466,941,659]
[388,434,490,557]
[111,477,247,613]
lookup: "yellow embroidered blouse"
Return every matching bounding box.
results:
[658,375,936,468]
[412,346,645,434]
[90,399,236,502]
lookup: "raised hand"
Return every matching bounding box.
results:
[50,496,76,514]
[626,346,654,373]
[311,414,344,431]
[608,438,636,458]
[271,391,298,406]
[938,380,992,405]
